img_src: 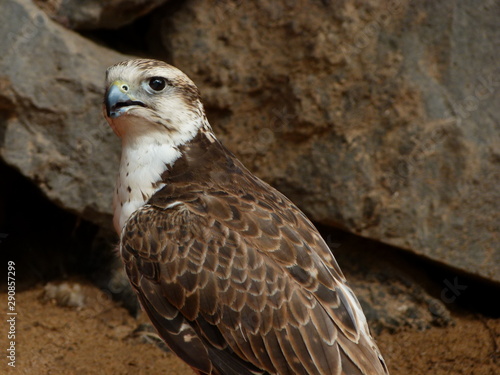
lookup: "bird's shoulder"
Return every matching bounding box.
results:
[122,150,347,291]
[119,137,388,375]
[121,148,358,330]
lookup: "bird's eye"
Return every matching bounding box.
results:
[148,77,167,91]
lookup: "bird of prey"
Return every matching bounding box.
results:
[103,58,389,375]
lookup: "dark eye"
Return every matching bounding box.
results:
[148,77,167,91]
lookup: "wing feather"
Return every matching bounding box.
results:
[248,333,277,373]
[136,278,213,373]
[299,319,341,375]
[261,330,293,375]
[120,162,388,374]
[284,324,316,374]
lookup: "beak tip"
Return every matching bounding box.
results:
[104,83,131,119]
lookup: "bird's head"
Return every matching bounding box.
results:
[103,59,206,142]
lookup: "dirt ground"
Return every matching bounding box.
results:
[1,281,498,375]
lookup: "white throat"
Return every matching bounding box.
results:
[113,117,203,235]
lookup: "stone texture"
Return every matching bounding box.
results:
[0,0,126,229]
[149,0,500,282]
[34,0,170,30]
[0,0,498,285]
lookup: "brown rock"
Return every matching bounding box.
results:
[0,0,126,229]
[150,0,500,282]
[1,0,498,284]
[34,0,170,30]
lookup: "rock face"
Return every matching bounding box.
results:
[33,0,170,30]
[0,0,125,229]
[151,0,499,282]
[0,0,498,284]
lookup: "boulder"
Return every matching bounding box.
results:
[150,0,500,282]
[33,0,170,30]
[0,0,126,230]
[1,0,498,285]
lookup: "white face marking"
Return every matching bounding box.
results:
[104,60,210,235]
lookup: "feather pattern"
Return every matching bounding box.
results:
[105,59,389,375]
[121,131,388,374]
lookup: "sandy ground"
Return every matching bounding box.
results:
[1,281,498,375]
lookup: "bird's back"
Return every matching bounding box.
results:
[120,130,389,375]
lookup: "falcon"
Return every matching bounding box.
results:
[103,58,389,375]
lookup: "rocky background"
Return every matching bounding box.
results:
[0,0,499,374]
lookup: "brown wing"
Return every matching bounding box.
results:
[121,172,388,375]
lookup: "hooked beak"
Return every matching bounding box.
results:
[105,81,145,118]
